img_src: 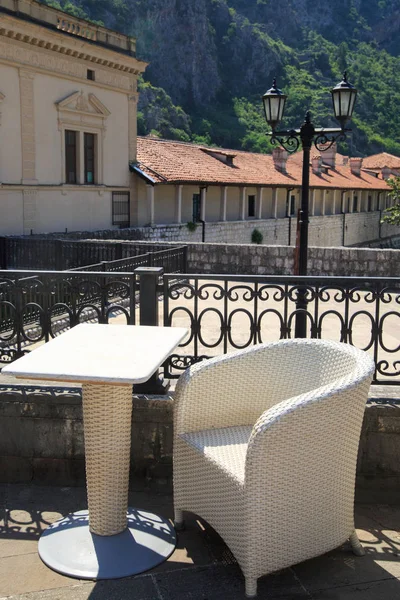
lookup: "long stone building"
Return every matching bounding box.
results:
[131,137,399,246]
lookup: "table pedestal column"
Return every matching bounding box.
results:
[82,383,132,536]
[38,382,176,580]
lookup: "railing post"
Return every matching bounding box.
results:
[0,237,6,270]
[115,243,123,260]
[182,245,188,272]
[55,240,64,271]
[134,266,169,394]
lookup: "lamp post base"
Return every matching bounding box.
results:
[38,508,176,579]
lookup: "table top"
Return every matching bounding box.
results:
[2,324,188,384]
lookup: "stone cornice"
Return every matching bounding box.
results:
[0,37,131,93]
[0,183,130,191]
[0,13,147,82]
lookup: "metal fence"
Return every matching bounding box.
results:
[0,271,136,363]
[162,273,400,386]
[1,269,400,385]
[68,246,188,274]
[0,236,186,271]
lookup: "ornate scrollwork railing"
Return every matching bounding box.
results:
[0,271,136,363]
[1,270,400,386]
[163,274,400,385]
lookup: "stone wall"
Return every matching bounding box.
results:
[17,235,396,277]
[0,388,172,489]
[17,210,400,248]
[184,242,400,277]
[0,387,399,500]
[123,212,399,247]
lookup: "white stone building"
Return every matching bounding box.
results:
[0,0,146,235]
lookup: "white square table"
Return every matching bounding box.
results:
[2,323,187,580]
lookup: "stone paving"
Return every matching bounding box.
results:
[0,484,400,600]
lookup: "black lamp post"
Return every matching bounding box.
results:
[262,72,357,337]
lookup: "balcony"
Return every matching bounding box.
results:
[0,264,399,598]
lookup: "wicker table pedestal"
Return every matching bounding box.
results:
[3,324,187,579]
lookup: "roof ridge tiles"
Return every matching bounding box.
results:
[137,135,275,158]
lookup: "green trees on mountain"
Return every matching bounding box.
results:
[382,177,400,225]
[42,0,400,157]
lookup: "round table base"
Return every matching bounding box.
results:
[38,508,176,579]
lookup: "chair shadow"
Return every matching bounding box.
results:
[2,484,400,599]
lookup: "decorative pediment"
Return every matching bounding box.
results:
[55,91,110,117]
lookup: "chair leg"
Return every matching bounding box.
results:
[350,531,365,556]
[174,508,185,531]
[245,576,257,598]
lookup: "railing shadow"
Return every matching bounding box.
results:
[2,485,400,599]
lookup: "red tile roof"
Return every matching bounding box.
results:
[362,152,400,170]
[135,137,390,191]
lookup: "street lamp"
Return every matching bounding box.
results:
[262,71,357,338]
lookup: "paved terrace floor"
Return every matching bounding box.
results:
[1,484,400,600]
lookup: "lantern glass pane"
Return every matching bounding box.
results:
[333,92,341,118]
[339,90,351,117]
[269,97,280,122]
[263,97,271,123]
[278,97,286,121]
[349,92,357,117]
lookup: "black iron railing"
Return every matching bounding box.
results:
[162,274,400,385]
[0,236,186,271]
[67,246,187,274]
[1,269,400,385]
[0,271,136,363]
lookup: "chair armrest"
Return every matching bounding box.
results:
[245,369,373,494]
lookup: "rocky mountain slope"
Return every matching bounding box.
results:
[44,0,400,156]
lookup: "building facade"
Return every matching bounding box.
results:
[1,0,399,248]
[0,0,146,234]
[130,137,399,246]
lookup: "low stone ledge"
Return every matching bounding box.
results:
[0,386,174,490]
[0,386,399,501]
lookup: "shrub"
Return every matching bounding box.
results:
[186,221,197,232]
[251,228,263,244]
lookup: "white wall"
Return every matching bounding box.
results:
[137,178,150,226]
[154,185,175,224]
[226,187,240,221]
[205,186,221,222]
[0,190,24,234]
[33,188,116,233]
[34,73,129,187]
[0,64,22,184]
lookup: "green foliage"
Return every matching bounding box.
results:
[43,0,100,22]
[251,228,263,244]
[382,176,400,225]
[39,0,400,156]
[186,221,198,232]
[137,79,192,141]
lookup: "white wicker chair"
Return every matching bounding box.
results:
[173,339,375,598]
